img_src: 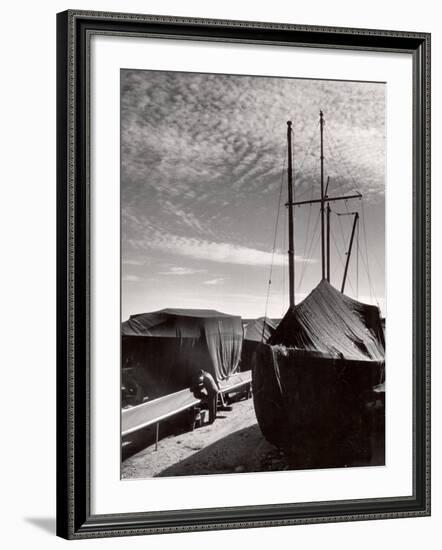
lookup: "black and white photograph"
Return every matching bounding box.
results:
[120,69,386,479]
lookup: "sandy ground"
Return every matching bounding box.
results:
[122,397,287,479]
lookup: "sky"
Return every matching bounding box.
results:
[121,69,385,321]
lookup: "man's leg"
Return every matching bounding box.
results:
[208,393,217,424]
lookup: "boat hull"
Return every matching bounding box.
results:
[252,343,385,468]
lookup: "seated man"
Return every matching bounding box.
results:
[191,369,219,424]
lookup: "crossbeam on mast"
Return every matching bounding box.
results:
[286,192,362,208]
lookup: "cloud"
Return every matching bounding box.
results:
[157,199,208,234]
[203,277,226,285]
[121,71,385,214]
[122,259,144,265]
[124,209,316,268]
[123,274,142,282]
[121,71,385,314]
[132,231,314,268]
[158,266,207,276]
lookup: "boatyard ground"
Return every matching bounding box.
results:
[122,398,287,479]
[122,392,385,479]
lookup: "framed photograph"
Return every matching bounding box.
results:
[56,10,430,539]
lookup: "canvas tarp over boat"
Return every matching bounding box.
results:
[122,309,243,403]
[243,317,276,343]
[240,317,276,372]
[269,279,384,360]
[252,281,385,466]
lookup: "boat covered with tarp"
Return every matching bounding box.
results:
[252,280,385,465]
[122,308,243,406]
[240,317,276,372]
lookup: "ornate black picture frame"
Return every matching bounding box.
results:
[56,10,430,539]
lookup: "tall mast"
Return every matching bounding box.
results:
[326,202,331,282]
[287,121,295,309]
[320,110,325,280]
[285,112,362,299]
[341,212,359,293]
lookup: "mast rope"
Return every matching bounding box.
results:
[297,209,321,291]
[325,124,381,307]
[262,144,286,342]
[330,224,354,294]
[323,135,352,197]
[356,218,359,298]
[328,225,341,282]
[296,159,319,290]
[360,201,379,307]
[334,210,356,295]
[288,121,320,293]
[291,120,320,201]
[282,207,287,316]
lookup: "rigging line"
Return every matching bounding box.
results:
[295,119,320,174]
[370,245,385,282]
[359,212,385,289]
[333,214,356,295]
[291,158,320,201]
[361,201,380,307]
[329,225,340,282]
[296,169,317,281]
[336,208,348,254]
[358,242,376,303]
[297,209,321,291]
[357,217,359,298]
[325,124,361,195]
[299,200,314,277]
[359,210,384,290]
[262,144,286,340]
[291,121,321,201]
[330,224,354,294]
[298,211,322,294]
[325,123,381,307]
[282,207,287,316]
[342,201,363,299]
[323,136,353,197]
[354,202,375,303]
[297,207,320,287]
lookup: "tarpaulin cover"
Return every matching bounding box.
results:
[252,343,385,465]
[243,317,276,343]
[240,317,276,373]
[122,309,243,401]
[252,281,386,465]
[269,279,385,361]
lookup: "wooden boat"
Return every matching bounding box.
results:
[252,113,385,467]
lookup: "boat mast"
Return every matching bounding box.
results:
[340,212,359,293]
[287,121,295,309]
[285,111,363,294]
[326,202,331,282]
[320,110,325,280]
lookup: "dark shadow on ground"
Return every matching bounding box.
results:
[156,424,280,477]
[155,423,385,477]
[122,409,198,461]
[122,395,248,462]
[283,426,385,470]
[25,517,56,534]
